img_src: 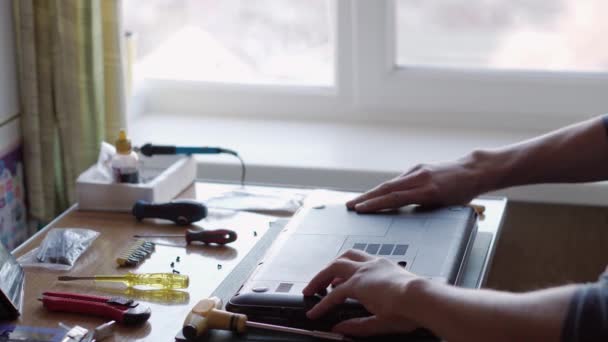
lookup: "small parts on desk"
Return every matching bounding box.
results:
[116,240,155,267]
[132,199,208,226]
[134,228,238,246]
[170,259,182,274]
[17,228,100,271]
[58,272,190,290]
[42,292,151,325]
[181,297,352,341]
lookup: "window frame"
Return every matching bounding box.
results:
[353,1,608,127]
[134,0,608,130]
[137,0,353,121]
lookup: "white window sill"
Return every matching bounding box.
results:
[129,113,608,206]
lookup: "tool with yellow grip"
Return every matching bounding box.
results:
[182,297,245,338]
[58,272,189,290]
[182,297,352,341]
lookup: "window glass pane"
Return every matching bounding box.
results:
[123,0,334,85]
[396,0,608,72]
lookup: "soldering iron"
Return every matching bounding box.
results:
[138,144,239,157]
[135,143,246,186]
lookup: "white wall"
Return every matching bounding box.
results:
[0,0,18,122]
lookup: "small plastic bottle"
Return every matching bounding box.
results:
[112,130,139,183]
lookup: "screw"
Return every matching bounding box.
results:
[253,231,257,237]
[172,269,180,274]
[176,256,180,262]
[170,262,174,268]
[217,264,222,270]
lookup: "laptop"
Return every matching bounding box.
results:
[0,242,25,320]
[227,201,477,330]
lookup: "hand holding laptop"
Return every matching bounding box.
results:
[346,158,489,213]
[302,249,421,337]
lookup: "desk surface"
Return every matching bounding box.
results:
[9,182,507,341]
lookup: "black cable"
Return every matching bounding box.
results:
[217,148,245,187]
[235,154,246,187]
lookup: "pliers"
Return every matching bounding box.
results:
[41,291,151,325]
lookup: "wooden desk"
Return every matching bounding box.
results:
[8,182,507,341]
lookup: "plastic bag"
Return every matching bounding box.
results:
[17,228,99,271]
[205,189,305,216]
[96,141,116,182]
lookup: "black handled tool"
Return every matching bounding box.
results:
[134,228,238,245]
[132,200,208,225]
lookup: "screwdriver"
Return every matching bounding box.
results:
[134,228,237,245]
[183,297,353,341]
[58,272,189,290]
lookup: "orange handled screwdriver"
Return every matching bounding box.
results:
[134,229,237,245]
[182,297,352,341]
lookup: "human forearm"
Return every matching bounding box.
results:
[465,116,608,193]
[402,280,577,342]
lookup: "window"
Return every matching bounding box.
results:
[396,0,608,72]
[124,1,608,130]
[124,0,334,86]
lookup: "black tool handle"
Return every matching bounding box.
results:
[139,143,176,157]
[132,200,208,225]
[185,229,237,245]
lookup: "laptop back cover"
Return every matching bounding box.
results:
[228,202,476,328]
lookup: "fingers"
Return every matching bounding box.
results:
[346,182,396,210]
[331,277,345,288]
[332,316,417,337]
[302,259,359,296]
[354,188,430,213]
[306,283,351,319]
[338,249,373,262]
[346,170,430,211]
[303,250,373,295]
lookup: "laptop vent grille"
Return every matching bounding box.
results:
[353,243,366,251]
[276,283,293,293]
[351,243,408,256]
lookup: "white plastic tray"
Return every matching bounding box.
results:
[76,156,196,211]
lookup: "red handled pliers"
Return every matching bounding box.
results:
[41,291,151,325]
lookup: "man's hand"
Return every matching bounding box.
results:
[302,249,423,337]
[347,116,608,214]
[346,159,486,213]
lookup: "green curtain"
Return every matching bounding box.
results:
[13,0,126,223]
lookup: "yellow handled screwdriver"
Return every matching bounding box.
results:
[182,297,352,341]
[58,272,189,290]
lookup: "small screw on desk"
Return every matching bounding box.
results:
[217,264,222,270]
[253,231,257,237]
[176,256,180,262]
[172,269,180,274]
[170,262,175,268]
